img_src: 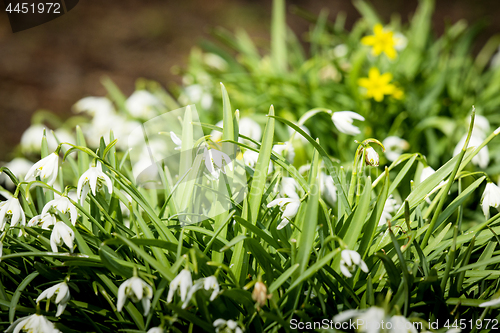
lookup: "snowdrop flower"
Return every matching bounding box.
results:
[5,313,61,333]
[287,124,311,145]
[252,281,269,309]
[213,319,244,333]
[280,177,300,199]
[183,84,213,109]
[28,213,57,230]
[42,196,78,225]
[393,32,408,51]
[479,295,500,307]
[25,153,59,186]
[77,162,113,205]
[333,44,348,58]
[420,166,435,183]
[50,222,74,253]
[242,150,273,173]
[334,306,385,333]
[73,96,115,116]
[117,276,153,315]
[203,148,233,179]
[239,117,262,143]
[472,115,490,136]
[383,136,409,162]
[331,111,365,135]
[0,158,33,189]
[126,90,163,119]
[454,134,489,168]
[320,172,337,206]
[390,315,418,333]
[340,249,369,278]
[364,147,379,167]
[210,120,224,142]
[170,131,182,150]
[36,281,71,317]
[272,142,295,163]
[378,195,400,226]
[147,328,164,333]
[481,182,500,218]
[0,197,26,233]
[167,269,193,304]
[182,275,220,308]
[20,125,73,154]
[267,197,301,230]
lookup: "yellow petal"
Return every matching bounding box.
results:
[373,91,384,102]
[380,72,393,84]
[373,24,384,35]
[368,67,380,79]
[384,47,397,60]
[358,78,370,88]
[361,36,376,46]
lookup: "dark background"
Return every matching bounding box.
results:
[0,0,498,160]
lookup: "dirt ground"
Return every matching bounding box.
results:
[0,0,498,160]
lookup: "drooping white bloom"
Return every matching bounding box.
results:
[242,150,273,173]
[454,134,489,168]
[239,117,262,143]
[420,166,435,183]
[0,158,33,189]
[42,196,78,225]
[331,111,365,135]
[170,131,182,150]
[267,197,301,230]
[77,162,113,205]
[20,125,74,154]
[182,275,220,309]
[25,153,59,186]
[378,195,400,226]
[167,269,193,303]
[382,136,409,162]
[320,172,337,206]
[272,142,295,163]
[280,177,300,199]
[36,281,71,317]
[73,96,115,116]
[213,319,244,333]
[339,249,369,278]
[252,281,269,308]
[28,213,57,230]
[364,147,379,167]
[481,182,500,219]
[126,90,163,119]
[333,307,385,333]
[472,115,490,136]
[5,313,61,333]
[183,84,213,110]
[147,327,164,333]
[203,148,233,179]
[0,197,26,233]
[390,315,418,333]
[117,276,154,316]
[50,222,75,253]
[479,295,500,308]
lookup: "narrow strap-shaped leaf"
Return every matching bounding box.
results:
[9,272,39,323]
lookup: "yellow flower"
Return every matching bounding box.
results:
[361,24,397,60]
[358,68,397,102]
[392,87,404,100]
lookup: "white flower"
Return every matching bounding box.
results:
[239,117,262,143]
[267,197,301,230]
[331,111,365,135]
[320,172,337,206]
[390,315,417,333]
[333,307,385,333]
[213,319,244,333]
[50,222,75,253]
[364,147,379,166]
[420,166,435,183]
[20,125,74,154]
[472,115,490,137]
[252,281,269,308]
[25,153,59,186]
[203,148,233,179]
[147,327,164,333]
[332,44,348,58]
[378,195,400,226]
[340,249,369,278]
[382,136,409,162]
[73,96,115,116]
[287,124,311,145]
[454,134,489,168]
[272,142,295,163]
[36,281,71,317]
[479,296,500,307]
[5,313,61,333]
[0,197,26,233]
[167,269,193,303]
[170,131,182,150]
[393,32,408,51]
[126,90,163,119]
[77,162,113,205]
[182,275,220,309]
[1,158,33,189]
[28,213,57,230]
[481,182,500,219]
[242,150,273,173]
[184,84,213,109]
[117,276,153,316]
[42,196,78,225]
[280,177,300,199]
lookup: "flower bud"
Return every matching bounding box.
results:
[252,282,269,309]
[364,147,379,167]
